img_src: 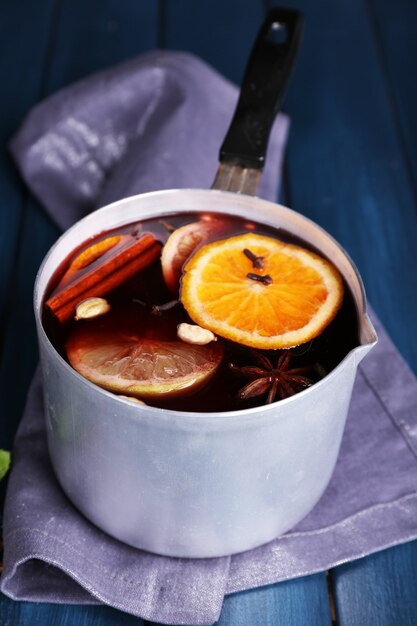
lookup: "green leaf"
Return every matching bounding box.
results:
[0,449,11,480]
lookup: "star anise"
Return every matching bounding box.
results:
[229,349,316,404]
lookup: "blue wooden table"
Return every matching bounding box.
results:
[1,0,417,624]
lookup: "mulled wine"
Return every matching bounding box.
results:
[43,212,359,412]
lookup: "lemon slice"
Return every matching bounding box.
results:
[66,325,224,399]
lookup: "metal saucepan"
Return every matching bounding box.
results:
[34,9,377,558]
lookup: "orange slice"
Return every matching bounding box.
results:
[66,325,224,400]
[180,232,344,349]
[161,219,222,294]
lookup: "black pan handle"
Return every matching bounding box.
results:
[219,8,303,170]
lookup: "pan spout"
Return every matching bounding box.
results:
[360,312,378,346]
[353,312,377,365]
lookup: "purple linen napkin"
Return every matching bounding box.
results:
[2,50,417,626]
[10,50,286,231]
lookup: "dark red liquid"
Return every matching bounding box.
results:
[43,212,360,412]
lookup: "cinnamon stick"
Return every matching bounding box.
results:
[45,232,162,323]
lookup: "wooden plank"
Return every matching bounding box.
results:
[334,3,417,619]
[44,0,159,91]
[333,542,417,626]
[280,0,417,375]
[0,202,58,446]
[215,576,332,626]
[368,0,417,199]
[0,0,57,595]
[278,0,417,624]
[0,0,55,336]
[0,593,145,626]
[161,0,266,83]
